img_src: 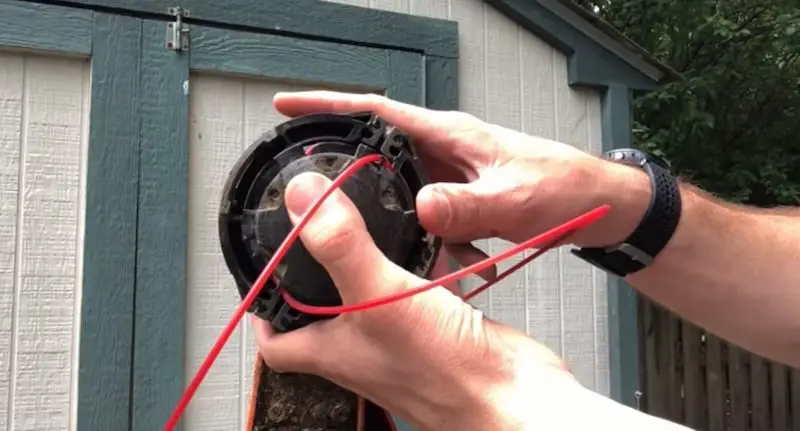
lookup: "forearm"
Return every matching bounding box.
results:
[480,357,690,431]
[609,164,800,366]
[513,379,691,430]
[436,330,690,431]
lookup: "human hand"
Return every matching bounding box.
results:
[272,91,650,266]
[252,172,577,431]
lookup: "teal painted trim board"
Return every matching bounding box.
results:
[423,56,458,111]
[388,50,425,105]
[0,0,93,55]
[601,85,641,408]
[33,0,459,58]
[78,12,142,431]
[131,20,190,431]
[189,25,395,91]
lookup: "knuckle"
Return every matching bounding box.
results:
[259,350,291,373]
[306,220,361,266]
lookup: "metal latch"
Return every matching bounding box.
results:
[166,7,190,52]
[634,390,643,410]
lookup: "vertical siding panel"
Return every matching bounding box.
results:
[450,0,490,314]
[0,52,23,431]
[518,33,562,355]
[550,51,565,358]
[483,6,524,330]
[369,0,410,13]
[518,35,556,139]
[553,54,596,388]
[586,95,610,394]
[186,75,246,431]
[4,55,85,431]
[410,0,449,19]
[586,97,604,156]
[450,0,486,120]
[238,80,310,428]
[73,61,90,431]
[186,76,356,430]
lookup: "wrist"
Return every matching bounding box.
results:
[578,160,652,248]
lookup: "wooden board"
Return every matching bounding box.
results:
[639,298,800,430]
[247,355,393,431]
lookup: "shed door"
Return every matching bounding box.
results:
[133,20,425,431]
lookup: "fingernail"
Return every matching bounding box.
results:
[420,184,444,205]
[428,186,451,225]
[285,173,331,217]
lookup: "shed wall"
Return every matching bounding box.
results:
[0,1,613,430]
[328,0,610,394]
[0,51,89,431]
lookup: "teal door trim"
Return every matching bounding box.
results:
[188,25,417,95]
[600,85,641,408]
[1,1,142,430]
[132,12,458,431]
[132,20,191,431]
[80,12,143,431]
[0,0,92,54]
[25,0,459,58]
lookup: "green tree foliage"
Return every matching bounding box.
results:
[575,0,800,205]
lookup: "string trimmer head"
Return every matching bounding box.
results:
[218,112,441,332]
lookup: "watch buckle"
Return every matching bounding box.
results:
[603,243,654,266]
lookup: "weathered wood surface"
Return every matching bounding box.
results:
[639,297,800,430]
[249,358,360,431]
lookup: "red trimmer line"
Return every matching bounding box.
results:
[163,153,611,430]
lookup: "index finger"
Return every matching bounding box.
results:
[274,90,461,143]
[273,90,488,168]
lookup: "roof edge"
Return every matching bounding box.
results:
[485,0,682,87]
[553,0,682,83]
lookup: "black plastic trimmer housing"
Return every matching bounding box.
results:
[218,112,441,332]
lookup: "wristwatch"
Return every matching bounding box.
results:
[571,148,682,277]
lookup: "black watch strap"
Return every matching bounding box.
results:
[571,149,682,277]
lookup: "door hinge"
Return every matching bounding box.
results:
[166,7,190,52]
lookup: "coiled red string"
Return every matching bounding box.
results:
[163,153,610,430]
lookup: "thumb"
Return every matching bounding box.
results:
[416,180,504,242]
[284,172,407,303]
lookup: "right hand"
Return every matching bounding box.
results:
[274,91,648,269]
[252,171,576,431]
